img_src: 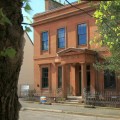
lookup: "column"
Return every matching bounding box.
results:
[81,63,86,97]
[70,64,76,96]
[90,64,96,94]
[62,65,66,97]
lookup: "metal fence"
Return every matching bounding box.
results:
[84,91,120,108]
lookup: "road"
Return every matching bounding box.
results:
[19,110,118,120]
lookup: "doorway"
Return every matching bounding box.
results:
[78,65,82,95]
[86,65,90,92]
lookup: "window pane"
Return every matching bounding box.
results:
[104,70,116,89]
[58,28,65,34]
[41,32,48,50]
[42,67,48,88]
[58,33,65,38]
[78,23,86,34]
[42,41,48,50]
[78,34,86,44]
[78,23,87,45]
[42,32,48,41]
[58,28,65,48]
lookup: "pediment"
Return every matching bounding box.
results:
[57,47,85,56]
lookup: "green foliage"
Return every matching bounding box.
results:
[94,1,120,51]
[24,16,32,23]
[22,0,32,32]
[78,0,81,3]
[0,8,12,25]
[25,26,32,32]
[22,0,32,13]
[0,47,16,59]
[24,3,32,13]
[94,1,120,71]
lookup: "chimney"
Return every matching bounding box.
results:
[45,0,64,11]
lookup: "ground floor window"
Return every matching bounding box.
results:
[104,70,116,89]
[42,67,48,88]
[58,66,62,88]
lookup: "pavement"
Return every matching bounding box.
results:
[20,99,120,119]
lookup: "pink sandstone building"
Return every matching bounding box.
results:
[33,0,120,99]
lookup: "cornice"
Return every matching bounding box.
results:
[32,6,96,27]
[33,1,88,19]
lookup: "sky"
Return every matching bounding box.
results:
[22,0,77,42]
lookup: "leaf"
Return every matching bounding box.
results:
[0,48,16,58]
[78,0,81,3]
[3,15,12,25]
[0,8,4,17]
[25,26,32,32]
[24,16,32,23]
[0,8,12,25]
[111,16,115,20]
[24,3,32,13]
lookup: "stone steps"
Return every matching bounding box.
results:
[66,96,83,104]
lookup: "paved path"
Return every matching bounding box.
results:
[20,100,120,119]
[19,110,118,120]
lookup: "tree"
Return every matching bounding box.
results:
[94,1,120,71]
[0,0,24,120]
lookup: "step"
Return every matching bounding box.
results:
[67,96,82,100]
[66,99,79,102]
[65,101,79,104]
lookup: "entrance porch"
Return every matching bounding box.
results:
[55,48,96,98]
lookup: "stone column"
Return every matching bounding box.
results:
[90,64,96,94]
[81,63,86,97]
[62,65,66,97]
[70,64,76,96]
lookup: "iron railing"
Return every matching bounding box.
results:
[84,91,120,108]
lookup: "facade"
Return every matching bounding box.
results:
[18,32,34,97]
[33,1,120,98]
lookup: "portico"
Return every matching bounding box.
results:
[55,48,96,97]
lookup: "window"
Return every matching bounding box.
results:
[77,23,87,45]
[58,66,62,88]
[104,70,116,89]
[57,28,65,48]
[41,31,48,50]
[42,67,48,88]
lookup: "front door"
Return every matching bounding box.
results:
[77,64,81,96]
[86,65,91,92]
[78,69,82,95]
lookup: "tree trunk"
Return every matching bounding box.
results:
[0,0,24,120]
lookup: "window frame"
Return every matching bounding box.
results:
[41,67,49,88]
[77,23,87,45]
[41,31,48,51]
[104,70,116,90]
[58,66,62,88]
[57,28,65,49]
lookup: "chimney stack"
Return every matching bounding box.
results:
[45,0,63,11]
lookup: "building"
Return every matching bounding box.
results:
[18,32,34,97]
[33,0,120,98]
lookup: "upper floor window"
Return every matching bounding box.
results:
[104,70,116,89]
[57,28,65,48]
[77,23,87,45]
[41,31,48,50]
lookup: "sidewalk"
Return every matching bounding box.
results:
[20,100,120,119]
